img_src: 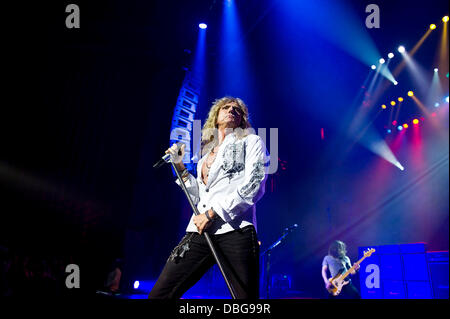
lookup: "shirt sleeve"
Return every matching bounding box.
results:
[210,135,268,222]
[322,256,329,268]
[175,172,200,206]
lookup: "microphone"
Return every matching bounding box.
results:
[153,154,171,169]
[153,142,184,169]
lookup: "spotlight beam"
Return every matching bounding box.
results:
[394,29,432,77]
[438,17,449,77]
[426,68,444,106]
[401,52,430,96]
[367,26,435,109]
[379,57,397,84]
[218,0,255,97]
[350,122,404,171]
[410,95,432,119]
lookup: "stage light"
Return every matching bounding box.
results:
[397,163,405,171]
[434,68,438,73]
[134,281,140,289]
[403,123,409,129]
[431,112,437,117]
[388,52,394,59]
[198,23,207,29]
[381,104,387,109]
[387,129,392,133]
[435,102,440,107]
[446,96,449,103]
[398,46,406,53]
[390,101,396,106]
[379,58,385,64]
[430,24,436,30]
[408,91,414,97]
[393,81,398,86]
[371,64,376,70]
[392,120,397,125]
[413,119,419,125]
[443,16,449,23]
[398,97,404,102]
[397,125,403,131]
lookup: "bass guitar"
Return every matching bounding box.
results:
[327,248,375,296]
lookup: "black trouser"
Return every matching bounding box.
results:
[148,225,260,299]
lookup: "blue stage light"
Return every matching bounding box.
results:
[198,23,207,29]
[445,96,449,103]
[435,102,440,107]
[387,129,392,134]
[397,125,403,131]
[134,281,140,289]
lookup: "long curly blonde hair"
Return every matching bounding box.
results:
[201,96,252,154]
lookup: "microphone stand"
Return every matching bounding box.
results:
[169,160,237,299]
[260,225,298,299]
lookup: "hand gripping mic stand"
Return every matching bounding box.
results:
[162,156,237,299]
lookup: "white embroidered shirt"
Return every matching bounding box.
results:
[176,132,268,234]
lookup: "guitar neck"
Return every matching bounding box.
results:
[340,255,367,280]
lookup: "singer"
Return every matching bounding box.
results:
[148,96,269,299]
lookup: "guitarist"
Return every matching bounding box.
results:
[321,240,360,299]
